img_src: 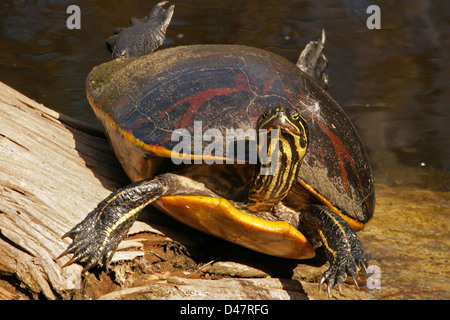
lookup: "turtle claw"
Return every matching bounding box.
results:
[58,207,123,273]
[326,284,332,298]
[318,273,341,297]
[59,178,167,273]
[317,236,367,297]
[304,205,369,296]
[337,282,343,295]
[59,229,116,274]
[318,253,367,297]
[352,275,360,289]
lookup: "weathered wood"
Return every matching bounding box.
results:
[0,82,317,300]
[0,81,129,299]
[98,277,309,300]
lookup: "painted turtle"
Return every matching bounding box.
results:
[60,2,374,294]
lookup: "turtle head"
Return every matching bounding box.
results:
[246,106,309,212]
[257,106,308,149]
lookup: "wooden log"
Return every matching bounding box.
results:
[0,82,318,300]
[0,81,130,299]
[98,277,309,300]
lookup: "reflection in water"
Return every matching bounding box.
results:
[0,0,448,190]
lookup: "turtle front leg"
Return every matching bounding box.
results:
[302,204,367,296]
[59,174,180,272]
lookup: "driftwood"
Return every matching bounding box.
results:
[0,81,324,300]
[98,277,308,300]
[0,81,128,299]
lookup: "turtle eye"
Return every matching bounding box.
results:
[292,111,300,121]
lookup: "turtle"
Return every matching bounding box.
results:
[59,2,375,295]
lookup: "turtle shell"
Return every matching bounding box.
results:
[87,44,374,247]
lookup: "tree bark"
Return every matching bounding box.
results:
[0,82,316,300]
[0,81,132,299]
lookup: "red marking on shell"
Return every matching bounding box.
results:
[314,117,361,194]
[314,117,372,215]
[156,73,251,144]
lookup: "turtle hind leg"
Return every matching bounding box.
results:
[301,204,367,296]
[106,1,175,59]
[296,29,329,90]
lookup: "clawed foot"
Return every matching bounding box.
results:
[303,204,371,297]
[107,1,175,58]
[58,193,142,272]
[59,177,168,273]
[318,235,368,297]
[58,208,124,273]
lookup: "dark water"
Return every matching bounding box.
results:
[0,0,449,190]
